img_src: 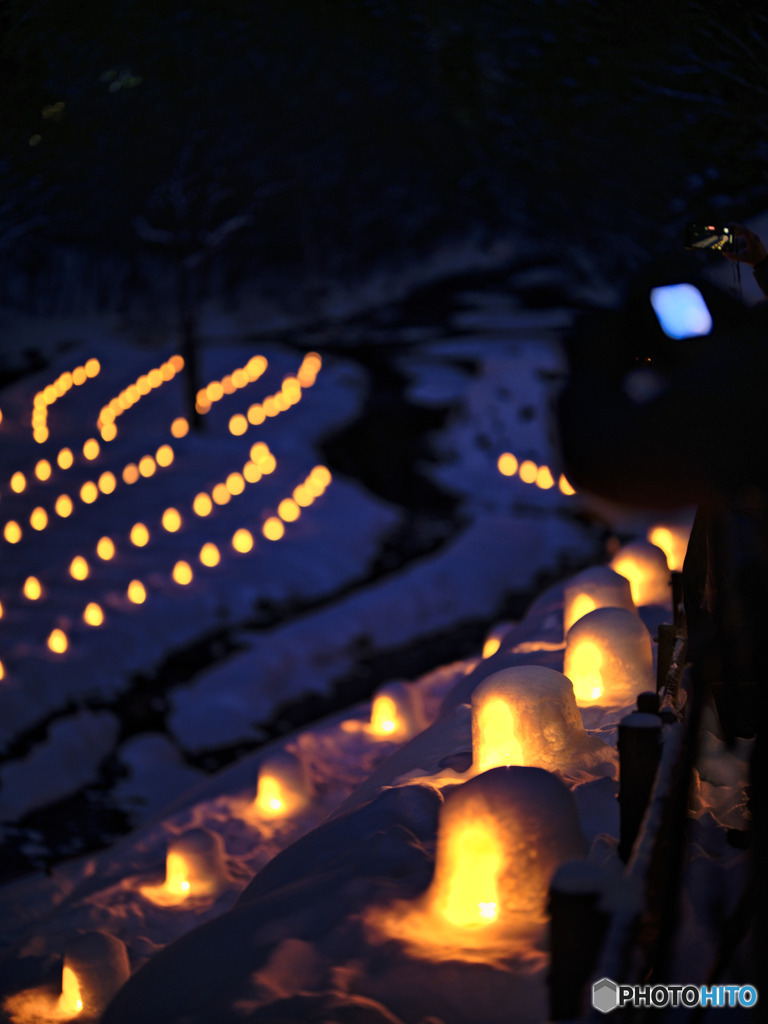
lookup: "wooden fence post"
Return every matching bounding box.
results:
[547,861,610,1020]
[618,710,663,862]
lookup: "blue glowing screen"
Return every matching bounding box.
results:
[649,283,713,339]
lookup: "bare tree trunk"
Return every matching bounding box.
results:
[177,262,203,431]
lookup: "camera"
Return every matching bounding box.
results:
[684,223,734,253]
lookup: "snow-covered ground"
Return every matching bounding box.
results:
[0,282,748,1023]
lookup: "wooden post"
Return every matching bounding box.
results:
[655,623,678,693]
[670,570,685,630]
[547,861,610,1020]
[618,710,663,862]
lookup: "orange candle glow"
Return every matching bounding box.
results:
[367,768,585,961]
[564,607,655,706]
[139,829,228,906]
[610,540,671,607]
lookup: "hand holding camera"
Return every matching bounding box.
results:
[725,223,767,267]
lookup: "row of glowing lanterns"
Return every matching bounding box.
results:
[497,451,576,495]
[2,464,332,662]
[3,353,323,549]
[1,352,326,679]
[3,528,686,1017]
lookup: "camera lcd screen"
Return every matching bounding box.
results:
[684,223,734,252]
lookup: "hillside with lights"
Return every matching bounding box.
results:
[0,284,748,1023]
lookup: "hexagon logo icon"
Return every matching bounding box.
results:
[593,978,619,1014]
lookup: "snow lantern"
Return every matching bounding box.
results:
[432,768,584,921]
[368,768,585,960]
[58,932,130,1018]
[139,829,227,906]
[481,621,514,659]
[369,680,424,741]
[563,566,635,635]
[564,607,654,707]
[610,539,671,607]
[251,750,312,820]
[471,665,609,773]
[647,521,692,572]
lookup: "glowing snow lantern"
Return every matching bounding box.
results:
[48,628,68,654]
[69,556,89,581]
[139,829,228,906]
[226,472,245,496]
[212,483,230,505]
[57,931,130,1018]
[563,565,636,635]
[278,497,300,522]
[243,461,261,484]
[229,413,248,436]
[162,507,182,532]
[55,495,74,518]
[172,560,193,585]
[79,481,98,504]
[30,507,48,531]
[24,576,43,600]
[127,580,146,604]
[193,492,213,517]
[138,455,156,478]
[564,607,655,706]
[647,521,691,572]
[262,517,284,541]
[370,768,585,959]
[130,522,149,547]
[251,751,312,820]
[610,539,671,607]
[96,536,115,560]
[471,666,612,774]
[536,465,555,489]
[34,458,52,481]
[4,520,22,543]
[370,681,424,740]
[98,471,116,494]
[83,602,104,627]
[156,443,174,467]
[82,438,100,461]
[497,452,518,476]
[481,621,513,659]
[232,528,254,554]
[199,542,220,568]
[122,463,140,485]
